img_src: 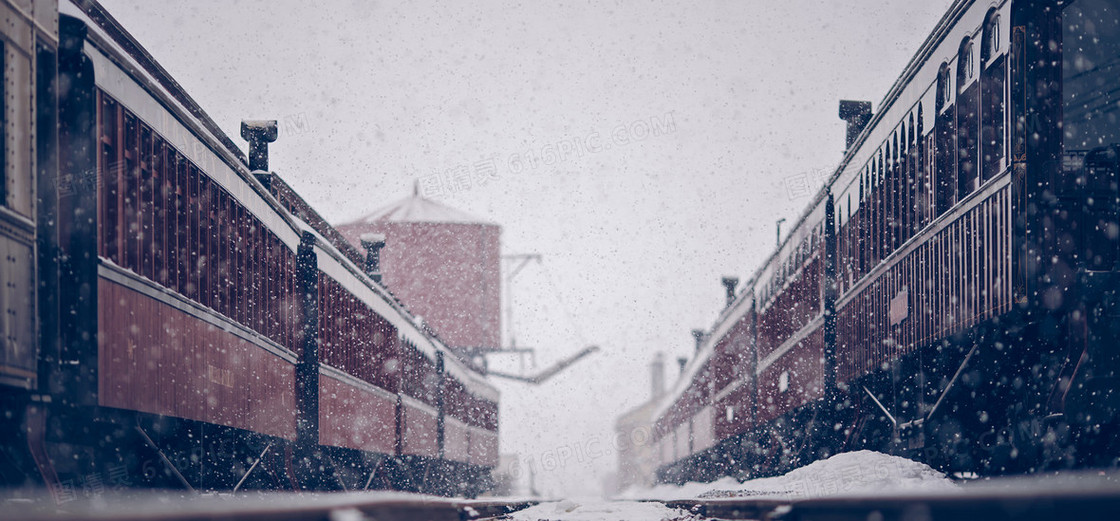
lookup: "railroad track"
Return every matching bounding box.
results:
[659,481,1120,521]
[7,475,1120,520]
[1,492,536,521]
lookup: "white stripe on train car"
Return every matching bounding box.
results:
[98,260,299,364]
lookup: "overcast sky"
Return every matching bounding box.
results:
[99,0,953,497]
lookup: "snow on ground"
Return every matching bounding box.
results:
[617,450,958,500]
[508,499,702,521]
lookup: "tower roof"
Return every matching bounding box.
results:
[350,184,495,225]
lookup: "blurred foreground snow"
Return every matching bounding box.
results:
[616,450,957,500]
[508,499,702,521]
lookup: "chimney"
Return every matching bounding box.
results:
[359,233,387,283]
[650,352,665,400]
[838,100,872,150]
[240,120,278,172]
[676,356,688,375]
[721,277,739,308]
[691,329,705,352]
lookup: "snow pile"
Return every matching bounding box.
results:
[619,450,958,500]
[617,476,743,501]
[508,499,701,521]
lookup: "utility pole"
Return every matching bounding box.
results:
[776,218,787,247]
[486,254,598,386]
[501,253,542,371]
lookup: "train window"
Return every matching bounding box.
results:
[917,103,926,227]
[153,139,165,286]
[877,155,883,189]
[957,36,980,197]
[124,115,140,270]
[892,132,898,166]
[936,63,951,110]
[140,126,153,280]
[101,96,122,263]
[957,38,974,89]
[1062,0,1120,155]
[860,169,866,202]
[982,10,1000,62]
[908,114,916,235]
[888,135,895,167]
[981,14,1006,183]
[898,124,905,242]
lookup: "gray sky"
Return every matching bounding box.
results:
[99,0,953,497]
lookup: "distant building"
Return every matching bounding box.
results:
[488,453,519,496]
[613,353,666,493]
[336,190,502,363]
[615,400,659,493]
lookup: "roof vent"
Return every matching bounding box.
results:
[691,329,705,352]
[721,277,739,308]
[838,100,873,150]
[650,352,665,400]
[240,120,278,172]
[359,233,387,283]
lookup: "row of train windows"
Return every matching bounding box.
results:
[761,230,819,307]
[94,92,301,351]
[762,7,999,307]
[678,14,1006,422]
[757,11,1005,304]
[444,378,499,431]
[89,93,497,414]
[318,274,400,392]
[388,339,498,431]
[837,15,1006,289]
[938,11,1001,110]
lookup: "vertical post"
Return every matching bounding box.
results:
[823,194,838,394]
[435,351,446,461]
[36,30,59,395]
[295,232,319,449]
[56,16,99,405]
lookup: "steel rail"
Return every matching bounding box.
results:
[658,482,1120,521]
[1,493,537,521]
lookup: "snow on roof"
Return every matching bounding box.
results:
[351,186,495,225]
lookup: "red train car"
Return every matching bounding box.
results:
[652,0,1120,483]
[0,0,501,497]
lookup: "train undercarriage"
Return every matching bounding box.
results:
[0,398,493,498]
[658,272,1120,485]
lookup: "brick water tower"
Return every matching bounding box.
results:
[336,189,502,361]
